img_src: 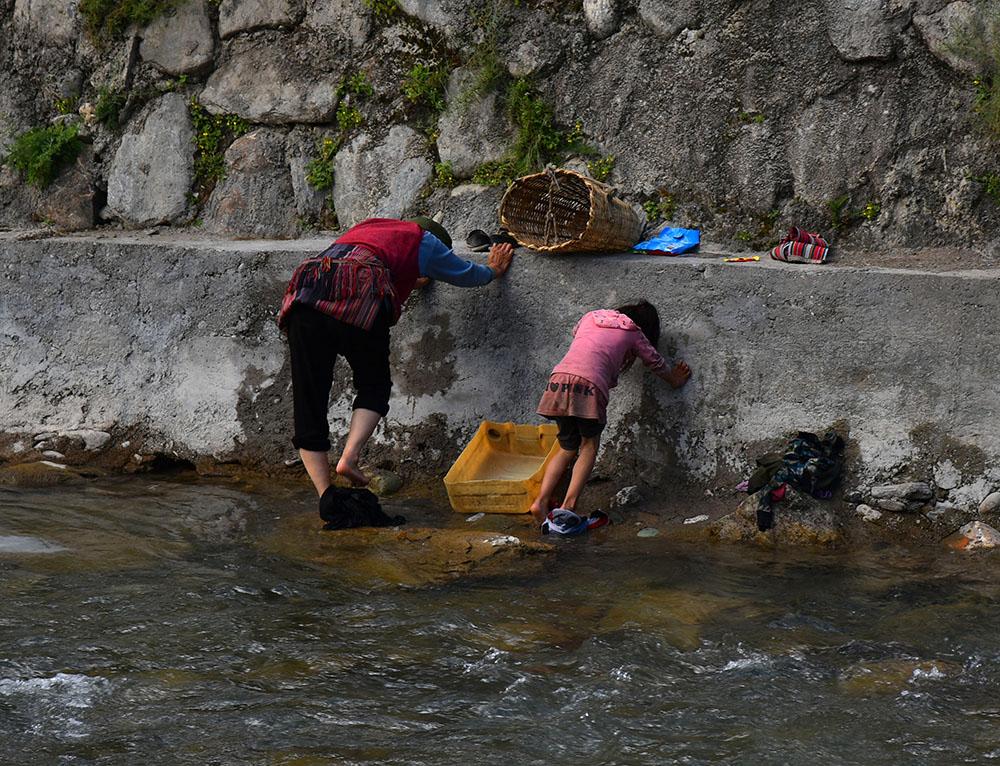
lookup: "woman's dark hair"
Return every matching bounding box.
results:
[616,300,660,347]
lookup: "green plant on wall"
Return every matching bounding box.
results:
[433,160,456,188]
[827,193,854,231]
[587,155,615,182]
[306,136,339,193]
[4,122,83,188]
[363,0,398,25]
[402,62,450,113]
[303,72,375,196]
[78,0,179,43]
[860,201,881,221]
[461,0,509,107]
[189,98,250,195]
[642,190,677,223]
[94,87,128,129]
[951,7,1000,205]
[977,172,1000,205]
[470,80,595,187]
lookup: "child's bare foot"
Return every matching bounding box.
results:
[529,500,547,525]
[665,361,692,388]
[335,456,370,486]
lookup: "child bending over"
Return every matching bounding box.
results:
[530,300,691,524]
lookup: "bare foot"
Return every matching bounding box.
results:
[529,500,547,525]
[335,456,370,486]
[666,361,692,388]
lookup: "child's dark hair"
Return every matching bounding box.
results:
[616,300,660,347]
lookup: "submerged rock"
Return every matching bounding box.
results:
[0,461,85,488]
[839,659,957,696]
[263,513,553,587]
[599,588,743,651]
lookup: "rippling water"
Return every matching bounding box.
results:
[1,478,999,765]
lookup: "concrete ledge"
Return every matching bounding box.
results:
[2,233,999,504]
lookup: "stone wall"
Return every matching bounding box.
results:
[1,0,999,251]
[2,233,998,511]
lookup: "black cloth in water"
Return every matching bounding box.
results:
[319,486,406,531]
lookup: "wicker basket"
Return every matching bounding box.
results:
[498,168,644,254]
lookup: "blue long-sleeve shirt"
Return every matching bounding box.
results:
[417,232,494,287]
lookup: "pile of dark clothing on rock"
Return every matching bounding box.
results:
[319,486,406,531]
[746,431,845,531]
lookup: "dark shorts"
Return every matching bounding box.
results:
[286,304,392,452]
[549,416,605,452]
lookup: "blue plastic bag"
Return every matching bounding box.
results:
[633,227,700,255]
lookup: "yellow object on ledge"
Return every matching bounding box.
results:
[444,421,560,514]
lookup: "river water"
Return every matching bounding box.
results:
[1,478,998,765]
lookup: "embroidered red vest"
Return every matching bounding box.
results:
[335,218,423,314]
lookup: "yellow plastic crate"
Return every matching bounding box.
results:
[444,421,560,514]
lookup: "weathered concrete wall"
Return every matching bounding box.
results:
[2,234,998,506]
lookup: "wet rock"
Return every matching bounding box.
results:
[13,0,80,44]
[369,470,403,496]
[263,514,554,587]
[709,489,844,547]
[839,659,956,696]
[437,68,512,179]
[34,147,96,230]
[333,126,432,226]
[204,129,300,239]
[825,0,895,62]
[870,482,933,502]
[638,0,699,39]
[584,0,620,39]
[106,94,194,226]
[980,491,1000,515]
[140,1,215,76]
[856,504,882,522]
[219,0,298,38]
[944,521,1000,551]
[201,32,347,124]
[63,429,111,451]
[613,485,642,508]
[914,2,983,74]
[302,0,371,48]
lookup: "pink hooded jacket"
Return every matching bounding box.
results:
[551,310,667,398]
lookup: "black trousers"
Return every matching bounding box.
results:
[286,305,392,452]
